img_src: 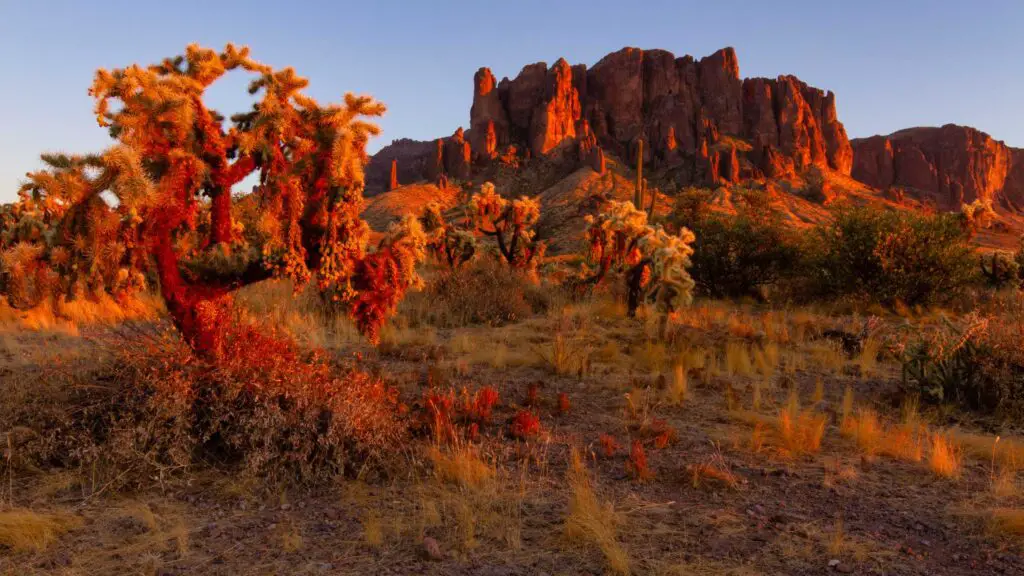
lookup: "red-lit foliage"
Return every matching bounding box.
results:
[557,392,571,415]
[510,410,542,440]
[468,386,500,423]
[423,388,457,442]
[24,304,409,483]
[14,44,424,353]
[598,433,619,458]
[525,382,540,407]
[627,440,653,481]
[422,385,502,442]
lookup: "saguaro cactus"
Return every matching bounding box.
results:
[634,139,644,209]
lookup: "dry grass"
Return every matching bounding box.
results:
[843,408,883,457]
[928,432,962,478]
[777,391,827,457]
[0,292,164,335]
[563,449,630,575]
[536,331,592,377]
[667,362,687,405]
[854,337,882,377]
[428,445,495,489]
[689,448,738,490]
[0,508,81,552]
[988,508,1024,537]
[723,341,753,377]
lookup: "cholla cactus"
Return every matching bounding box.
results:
[2,44,423,351]
[980,250,1021,289]
[468,182,544,268]
[421,201,476,268]
[960,198,996,234]
[584,200,696,316]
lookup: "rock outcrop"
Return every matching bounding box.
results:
[851,125,1024,211]
[366,46,854,193]
[475,46,852,182]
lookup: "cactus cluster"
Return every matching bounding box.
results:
[584,200,695,316]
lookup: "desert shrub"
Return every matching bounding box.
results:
[670,190,800,300]
[1,302,407,487]
[805,206,976,307]
[980,251,1022,289]
[897,315,1024,418]
[408,259,549,327]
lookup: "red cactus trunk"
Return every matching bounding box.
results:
[210,187,233,245]
[152,225,226,355]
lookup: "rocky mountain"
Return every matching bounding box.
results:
[851,125,1024,212]
[365,46,853,195]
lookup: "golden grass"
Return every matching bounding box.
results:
[689,449,738,490]
[855,337,882,377]
[777,391,826,457]
[667,362,687,405]
[428,445,495,489]
[563,449,630,575]
[843,408,883,457]
[928,432,962,478]
[536,331,592,377]
[723,341,753,377]
[988,508,1024,537]
[0,292,164,335]
[0,508,81,552]
[953,431,1024,468]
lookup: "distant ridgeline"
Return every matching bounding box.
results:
[366,46,1024,219]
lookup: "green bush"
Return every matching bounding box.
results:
[805,206,976,307]
[670,188,800,301]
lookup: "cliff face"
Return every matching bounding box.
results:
[365,46,853,194]
[475,47,852,179]
[851,125,1024,211]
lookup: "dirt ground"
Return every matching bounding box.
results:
[1,301,1023,576]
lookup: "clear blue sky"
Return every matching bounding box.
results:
[2,0,1022,202]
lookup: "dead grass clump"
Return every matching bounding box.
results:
[536,331,592,377]
[988,508,1024,537]
[842,408,883,457]
[723,341,754,377]
[564,449,630,575]
[0,508,81,552]
[928,432,962,478]
[406,259,542,327]
[777,391,826,457]
[666,362,687,405]
[689,448,738,490]
[428,445,494,489]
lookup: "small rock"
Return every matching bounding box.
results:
[828,559,841,568]
[280,503,292,511]
[422,537,443,561]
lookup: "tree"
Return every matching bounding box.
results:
[584,200,696,317]
[467,182,545,268]
[9,44,424,351]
